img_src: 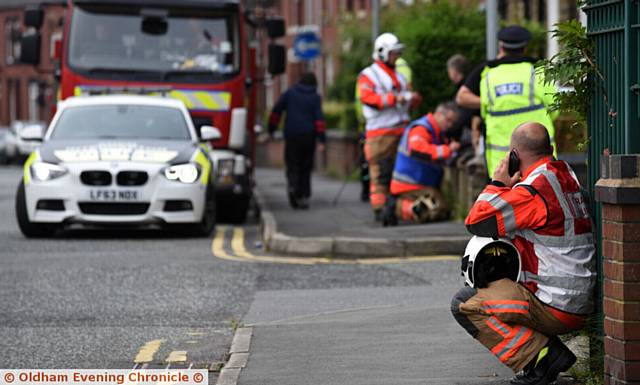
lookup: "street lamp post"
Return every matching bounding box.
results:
[486,0,498,59]
[372,0,379,43]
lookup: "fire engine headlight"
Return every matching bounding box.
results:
[31,162,68,182]
[217,159,235,177]
[164,164,200,184]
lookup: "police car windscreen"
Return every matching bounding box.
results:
[50,105,191,140]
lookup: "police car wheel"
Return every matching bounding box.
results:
[166,184,215,237]
[193,185,216,236]
[15,181,58,238]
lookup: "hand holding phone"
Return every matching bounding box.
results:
[492,152,521,187]
[508,150,520,177]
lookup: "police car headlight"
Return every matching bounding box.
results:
[31,162,68,182]
[164,164,200,184]
[217,159,235,177]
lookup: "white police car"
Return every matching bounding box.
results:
[16,95,218,237]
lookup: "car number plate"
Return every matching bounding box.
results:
[88,189,140,202]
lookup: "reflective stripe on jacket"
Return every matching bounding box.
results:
[358,61,410,135]
[390,114,451,194]
[465,157,596,314]
[480,62,557,178]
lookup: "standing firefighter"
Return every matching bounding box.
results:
[456,26,558,178]
[451,122,596,385]
[383,102,460,226]
[268,73,326,209]
[358,33,419,221]
[355,56,413,203]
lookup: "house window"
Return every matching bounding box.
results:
[5,18,22,65]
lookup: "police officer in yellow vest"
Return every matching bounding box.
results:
[456,26,558,178]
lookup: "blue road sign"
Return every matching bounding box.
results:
[293,31,321,61]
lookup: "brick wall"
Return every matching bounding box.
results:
[255,129,359,178]
[595,154,640,385]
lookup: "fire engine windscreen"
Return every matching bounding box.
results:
[68,4,239,80]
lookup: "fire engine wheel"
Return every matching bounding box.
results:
[216,194,249,224]
[15,182,59,238]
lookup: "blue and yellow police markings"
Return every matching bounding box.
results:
[211,226,459,265]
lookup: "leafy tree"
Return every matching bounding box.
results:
[538,18,601,131]
[329,3,547,123]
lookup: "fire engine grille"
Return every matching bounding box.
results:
[191,116,213,130]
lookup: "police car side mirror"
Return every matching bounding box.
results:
[200,125,221,141]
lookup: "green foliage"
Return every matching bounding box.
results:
[329,3,548,124]
[327,19,372,102]
[538,18,599,130]
[393,2,487,115]
[323,101,358,131]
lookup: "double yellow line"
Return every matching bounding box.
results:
[133,339,192,368]
[211,226,459,265]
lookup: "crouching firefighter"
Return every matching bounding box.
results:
[451,122,596,385]
[382,101,460,226]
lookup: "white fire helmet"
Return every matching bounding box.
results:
[372,33,405,62]
[461,236,521,288]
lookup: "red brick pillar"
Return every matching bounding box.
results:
[595,155,640,385]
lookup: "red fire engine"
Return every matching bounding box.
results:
[20,0,286,223]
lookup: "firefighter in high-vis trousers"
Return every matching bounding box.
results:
[456,26,558,178]
[382,101,460,226]
[451,122,596,385]
[354,81,370,202]
[355,57,414,203]
[358,33,420,221]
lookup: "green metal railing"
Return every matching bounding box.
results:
[583,0,639,354]
[584,0,639,170]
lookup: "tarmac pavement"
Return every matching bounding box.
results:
[219,168,584,385]
[219,283,582,385]
[220,283,582,385]
[234,285,514,385]
[255,168,471,258]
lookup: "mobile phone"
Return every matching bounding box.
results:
[508,150,520,177]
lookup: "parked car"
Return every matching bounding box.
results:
[0,126,18,164]
[16,95,219,237]
[12,121,46,161]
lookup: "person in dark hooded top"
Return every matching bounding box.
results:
[268,72,326,209]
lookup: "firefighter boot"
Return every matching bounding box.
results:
[382,196,398,227]
[510,337,576,385]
